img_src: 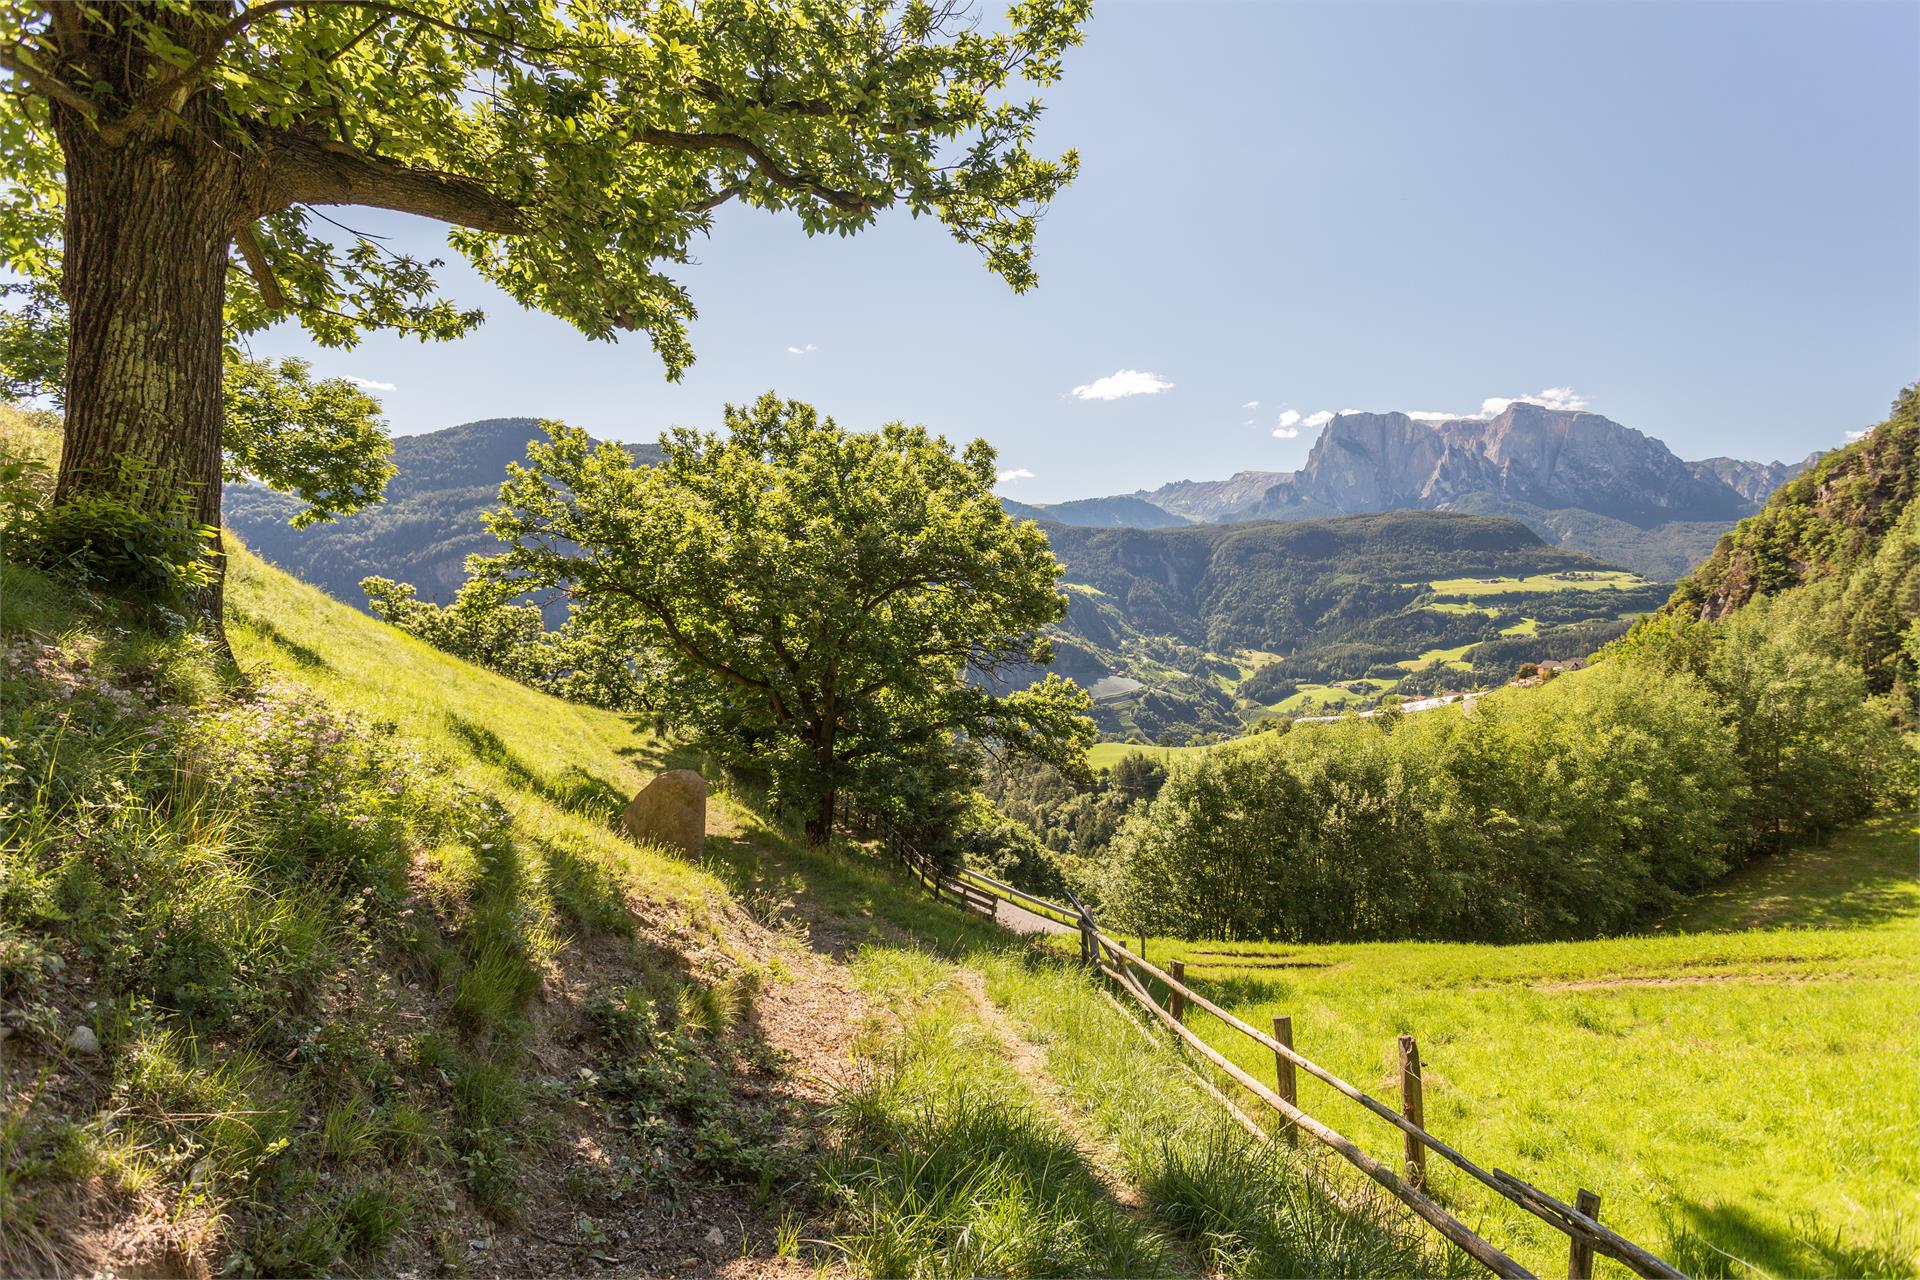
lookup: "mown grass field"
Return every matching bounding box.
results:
[1423,570,1652,597]
[1107,816,1920,1278]
[1085,740,1221,770]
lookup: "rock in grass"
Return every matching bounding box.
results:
[65,1024,99,1054]
[621,770,706,857]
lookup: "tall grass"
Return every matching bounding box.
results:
[0,409,767,1272]
[820,948,1173,1278]
[975,950,1474,1280]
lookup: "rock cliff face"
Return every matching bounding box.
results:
[1688,454,1820,506]
[1143,469,1299,523]
[1263,404,1752,528]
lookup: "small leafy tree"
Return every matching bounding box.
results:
[0,0,1089,612]
[223,353,393,527]
[362,571,645,710]
[482,393,1093,841]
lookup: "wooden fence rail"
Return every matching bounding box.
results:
[846,808,1688,1280]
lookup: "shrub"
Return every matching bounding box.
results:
[13,490,215,614]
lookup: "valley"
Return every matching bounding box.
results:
[224,423,1672,746]
[2,6,1911,1278]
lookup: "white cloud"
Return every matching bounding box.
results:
[1272,407,1335,438]
[1480,386,1588,417]
[342,375,396,391]
[1070,369,1173,401]
[1406,410,1459,422]
[997,467,1035,484]
[785,343,817,355]
[1242,400,1260,409]
[1845,429,1868,441]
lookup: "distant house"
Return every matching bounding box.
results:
[1536,658,1586,674]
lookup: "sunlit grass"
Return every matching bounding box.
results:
[1424,570,1650,597]
[1091,818,1920,1278]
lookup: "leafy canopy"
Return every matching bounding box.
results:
[0,0,1088,372]
[223,354,393,526]
[481,392,1093,828]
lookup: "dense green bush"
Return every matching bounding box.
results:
[1100,636,1913,943]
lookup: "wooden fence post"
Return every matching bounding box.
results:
[1398,1034,1426,1190]
[1568,1189,1601,1280]
[1272,1015,1298,1146]
[1168,961,1186,1022]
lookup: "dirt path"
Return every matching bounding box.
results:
[951,969,1215,1277]
[952,968,1145,1214]
[991,896,1076,937]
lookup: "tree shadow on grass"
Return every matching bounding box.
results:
[231,610,329,670]
[1655,814,1920,934]
[1661,1195,1915,1279]
[444,713,629,825]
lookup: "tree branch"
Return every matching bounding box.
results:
[685,76,946,138]
[233,223,288,311]
[637,128,877,215]
[0,43,124,142]
[121,0,308,130]
[258,128,526,232]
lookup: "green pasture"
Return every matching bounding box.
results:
[1423,570,1650,598]
[1108,816,1919,1278]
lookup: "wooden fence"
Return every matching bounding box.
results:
[852,812,1689,1280]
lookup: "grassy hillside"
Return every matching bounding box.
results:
[1118,815,1920,1279]
[4,408,1457,1277]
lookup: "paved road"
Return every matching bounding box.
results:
[992,896,1075,937]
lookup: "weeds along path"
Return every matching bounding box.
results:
[952,967,1154,1215]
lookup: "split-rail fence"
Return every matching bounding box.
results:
[851,812,1690,1280]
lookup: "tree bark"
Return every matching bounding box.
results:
[50,111,240,620]
[806,785,838,848]
[805,724,839,846]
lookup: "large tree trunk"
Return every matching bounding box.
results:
[806,785,839,847]
[50,113,238,620]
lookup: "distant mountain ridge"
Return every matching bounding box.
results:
[225,417,1657,742]
[226,418,662,607]
[1002,494,1189,528]
[1105,404,1816,578]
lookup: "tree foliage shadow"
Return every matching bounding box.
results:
[1656,815,1920,934]
[444,713,628,824]
[1661,1195,1915,1280]
[230,609,329,669]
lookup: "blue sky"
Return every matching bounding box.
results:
[253,0,1920,504]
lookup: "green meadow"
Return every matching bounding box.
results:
[1424,570,1652,598]
[1109,816,1919,1278]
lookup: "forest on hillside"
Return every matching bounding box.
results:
[980,389,1920,942]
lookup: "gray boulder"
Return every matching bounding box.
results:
[621,770,706,856]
